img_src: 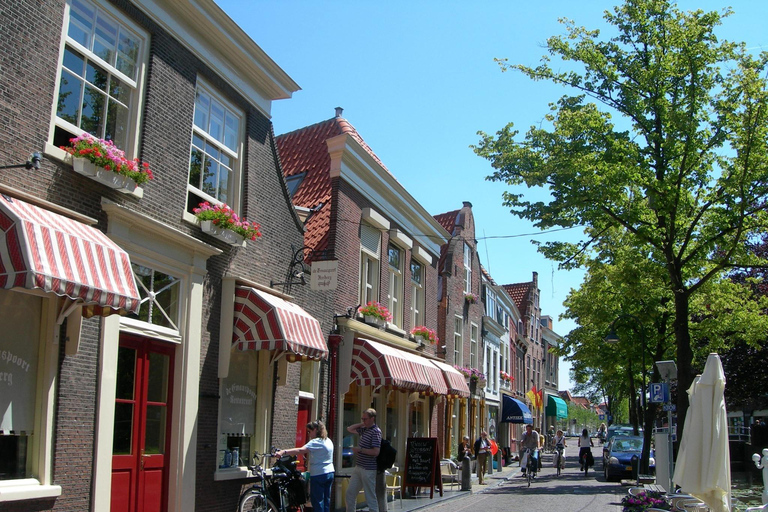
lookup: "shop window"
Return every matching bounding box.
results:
[218,350,259,468]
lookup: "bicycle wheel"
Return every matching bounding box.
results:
[239,491,278,512]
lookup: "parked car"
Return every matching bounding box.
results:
[603,435,655,481]
[603,424,641,459]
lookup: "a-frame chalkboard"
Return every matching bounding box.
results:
[402,437,443,498]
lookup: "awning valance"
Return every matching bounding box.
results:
[350,338,447,394]
[233,286,328,361]
[545,394,568,419]
[0,194,140,316]
[500,395,533,424]
[431,359,470,398]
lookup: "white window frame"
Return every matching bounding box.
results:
[48,0,148,160]
[185,80,245,218]
[463,243,472,294]
[387,244,403,327]
[453,316,463,366]
[410,259,424,328]
[470,323,478,369]
[0,288,62,500]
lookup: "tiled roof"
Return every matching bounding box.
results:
[503,282,532,316]
[480,265,496,285]
[570,396,591,409]
[276,115,391,257]
[434,210,459,235]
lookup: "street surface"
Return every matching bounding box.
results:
[425,444,626,512]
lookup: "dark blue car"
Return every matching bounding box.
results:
[602,435,655,481]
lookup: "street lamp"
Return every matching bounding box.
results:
[605,314,651,475]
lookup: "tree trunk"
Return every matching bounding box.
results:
[674,290,693,445]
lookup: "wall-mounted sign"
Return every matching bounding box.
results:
[311,260,338,290]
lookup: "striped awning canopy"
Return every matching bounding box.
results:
[431,359,471,398]
[233,286,328,361]
[0,194,140,316]
[351,338,448,394]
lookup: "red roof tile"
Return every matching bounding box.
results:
[434,210,459,235]
[503,282,533,316]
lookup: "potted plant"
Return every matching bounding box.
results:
[454,366,471,378]
[464,292,479,304]
[193,201,262,247]
[620,491,671,511]
[61,133,153,195]
[359,302,392,327]
[410,326,438,344]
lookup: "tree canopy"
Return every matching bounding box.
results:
[474,0,768,438]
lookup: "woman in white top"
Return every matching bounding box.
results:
[577,428,594,471]
[277,420,335,512]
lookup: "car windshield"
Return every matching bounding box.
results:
[613,438,643,452]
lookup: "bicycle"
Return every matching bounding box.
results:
[522,448,537,487]
[238,449,306,512]
[579,449,592,477]
[554,444,565,477]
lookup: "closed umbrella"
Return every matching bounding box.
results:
[673,353,731,512]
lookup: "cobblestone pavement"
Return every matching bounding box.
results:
[409,444,626,512]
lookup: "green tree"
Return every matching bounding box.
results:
[474,0,768,441]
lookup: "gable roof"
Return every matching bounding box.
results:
[570,396,592,410]
[276,115,392,256]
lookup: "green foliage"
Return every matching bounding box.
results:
[474,0,768,434]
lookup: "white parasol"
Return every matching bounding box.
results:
[673,353,731,512]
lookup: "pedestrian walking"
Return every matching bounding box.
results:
[474,431,491,485]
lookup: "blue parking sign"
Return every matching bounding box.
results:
[649,382,669,403]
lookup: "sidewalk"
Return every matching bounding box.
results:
[381,461,520,512]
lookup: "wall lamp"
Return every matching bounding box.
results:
[0,153,42,170]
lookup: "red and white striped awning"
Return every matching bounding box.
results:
[233,286,328,361]
[431,360,471,398]
[351,338,448,395]
[0,194,140,315]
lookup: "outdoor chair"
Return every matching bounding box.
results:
[440,460,459,490]
[385,471,402,510]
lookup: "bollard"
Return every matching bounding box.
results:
[461,456,472,491]
[631,454,639,483]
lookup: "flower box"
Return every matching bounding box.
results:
[72,157,143,197]
[413,334,426,344]
[364,315,386,328]
[200,220,245,247]
[410,326,438,344]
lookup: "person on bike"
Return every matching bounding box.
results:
[345,409,382,512]
[578,428,594,471]
[276,420,334,512]
[473,430,491,485]
[553,429,566,467]
[519,424,540,477]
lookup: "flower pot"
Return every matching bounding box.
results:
[72,158,143,197]
[413,335,426,344]
[200,220,246,247]
[364,315,385,328]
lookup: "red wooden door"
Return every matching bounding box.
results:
[111,336,174,512]
[295,398,311,471]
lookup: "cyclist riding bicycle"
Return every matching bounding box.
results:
[520,424,540,477]
[552,429,567,468]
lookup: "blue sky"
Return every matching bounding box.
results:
[216,0,768,390]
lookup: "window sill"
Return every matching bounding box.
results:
[213,467,255,481]
[0,479,62,502]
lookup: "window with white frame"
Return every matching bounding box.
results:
[129,264,180,331]
[485,287,496,319]
[360,224,381,306]
[387,244,403,327]
[0,289,55,486]
[470,323,478,369]
[187,82,243,214]
[453,316,463,366]
[52,0,147,154]
[410,259,424,328]
[463,243,472,294]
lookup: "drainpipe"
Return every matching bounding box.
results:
[327,333,342,437]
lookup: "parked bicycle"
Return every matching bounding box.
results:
[238,449,306,512]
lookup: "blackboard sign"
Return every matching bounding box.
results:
[402,437,442,498]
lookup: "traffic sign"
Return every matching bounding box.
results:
[649,382,669,403]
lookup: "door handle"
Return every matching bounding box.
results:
[140,451,150,470]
